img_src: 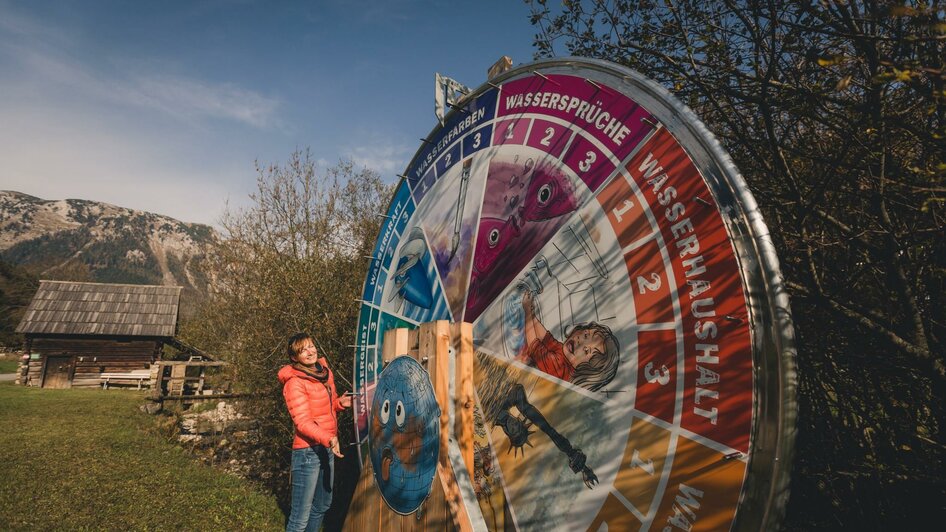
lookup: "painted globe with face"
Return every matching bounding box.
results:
[368,355,441,514]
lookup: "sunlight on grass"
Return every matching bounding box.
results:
[0,384,284,530]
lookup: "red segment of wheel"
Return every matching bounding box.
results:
[624,127,754,452]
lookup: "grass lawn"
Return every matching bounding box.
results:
[0,383,285,531]
[0,358,19,373]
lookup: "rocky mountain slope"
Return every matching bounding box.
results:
[0,190,218,293]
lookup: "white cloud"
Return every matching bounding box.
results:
[0,3,280,130]
[0,5,277,225]
[3,45,281,129]
[343,143,414,177]
[126,74,280,129]
[0,3,73,44]
[0,99,254,227]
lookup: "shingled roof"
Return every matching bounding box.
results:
[16,280,181,337]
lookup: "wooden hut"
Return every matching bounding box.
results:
[15,280,181,389]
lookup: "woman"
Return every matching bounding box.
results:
[278,332,352,532]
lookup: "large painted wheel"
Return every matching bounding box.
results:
[353,58,796,531]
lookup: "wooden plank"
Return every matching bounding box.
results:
[31,351,155,359]
[408,328,420,359]
[423,465,456,531]
[71,381,104,388]
[341,432,396,532]
[437,462,473,532]
[26,360,43,386]
[151,362,164,395]
[347,456,459,532]
[379,479,398,531]
[73,361,151,370]
[451,322,475,483]
[367,465,382,532]
[149,364,161,388]
[420,321,451,467]
[32,338,157,350]
[423,321,474,531]
[151,362,168,400]
[168,364,186,395]
[153,361,228,367]
[73,358,154,363]
[382,327,411,364]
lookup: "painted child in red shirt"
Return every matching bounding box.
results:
[515,290,619,392]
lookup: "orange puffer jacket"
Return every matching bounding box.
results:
[278,360,343,449]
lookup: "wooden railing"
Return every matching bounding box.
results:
[100,370,152,390]
[149,359,230,400]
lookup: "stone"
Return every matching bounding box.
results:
[140,401,163,415]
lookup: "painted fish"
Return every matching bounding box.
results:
[520,165,579,222]
[389,227,434,309]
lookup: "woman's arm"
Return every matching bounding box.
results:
[327,369,351,411]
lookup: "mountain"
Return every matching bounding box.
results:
[0,191,219,296]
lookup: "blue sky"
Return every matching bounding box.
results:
[0,0,540,226]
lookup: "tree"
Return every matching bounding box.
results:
[180,149,389,524]
[527,0,944,527]
[0,258,39,348]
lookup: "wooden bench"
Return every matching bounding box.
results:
[100,370,152,390]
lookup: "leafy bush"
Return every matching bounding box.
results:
[179,150,389,527]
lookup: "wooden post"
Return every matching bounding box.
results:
[381,327,411,364]
[379,325,419,531]
[488,55,513,80]
[451,322,475,482]
[169,364,186,395]
[149,362,162,400]
[419,321,451,466]
[196,367,206,395]
[421,320,477,532]
[408,328,420,359]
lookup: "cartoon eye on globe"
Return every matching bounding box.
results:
[368,356,441,514]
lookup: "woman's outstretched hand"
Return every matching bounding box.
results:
[338,392,352,409]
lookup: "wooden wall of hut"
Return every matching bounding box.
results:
[24,336,160,388]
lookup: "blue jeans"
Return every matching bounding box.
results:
[287,446,334,532]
